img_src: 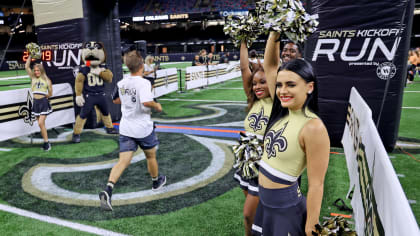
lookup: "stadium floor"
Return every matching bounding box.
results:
[0,70,419,235]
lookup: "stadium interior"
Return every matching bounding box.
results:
[1,0,417,65]
[0,1,420,235]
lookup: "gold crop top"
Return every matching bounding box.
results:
[259,108,318,183]
[243,97,273,138]
[31,77,49,95]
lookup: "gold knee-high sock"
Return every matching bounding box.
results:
[73,115,87,135]
[102,114,113,128]
[94,106,102,124]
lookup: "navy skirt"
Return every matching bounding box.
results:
[32,97,52,117]
[252,183,306,236]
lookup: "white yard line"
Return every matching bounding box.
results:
[207,88,243,90]
[404,91,420,93]
[0,148,12,151]
[0,203,130,236]
[402,107,420,110]
[0,75,28,81]
[158,98,246,103]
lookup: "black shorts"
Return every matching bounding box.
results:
[119,130,159,152]
[32,97,52,117]
[79,93,109,119]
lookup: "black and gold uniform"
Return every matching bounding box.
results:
[78,65,110,119]
[31,76,52,116]
[252,108,318,236]
[233,97,272,196]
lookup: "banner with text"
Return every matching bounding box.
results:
[154,68,179,98]
[342,87,419,236]
[306,0,415,151]
[0,83,75,142]
[185,62,240,90]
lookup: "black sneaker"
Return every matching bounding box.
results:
[106,128,119,134]
[152,175,166,191]
[72,134,80,143]
[42,142,51,151]
[99,190,113,211]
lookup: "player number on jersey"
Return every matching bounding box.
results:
[87,73,104,86]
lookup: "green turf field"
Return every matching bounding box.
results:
[0,68,419,235]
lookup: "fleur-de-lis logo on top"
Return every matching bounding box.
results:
[248,108,269,132]
[18,91,35,126]
[265,121,289,159]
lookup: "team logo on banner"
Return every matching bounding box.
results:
[376,62,396,80]
[18,92,35,126]
[191,71,204,80]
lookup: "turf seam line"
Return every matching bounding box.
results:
[0,203,130,236]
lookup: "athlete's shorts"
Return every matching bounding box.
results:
[233,171,259,196]
[119,130,159,152]
[79,93,109,119]
[32,97,52,117]
[252,182,307,236]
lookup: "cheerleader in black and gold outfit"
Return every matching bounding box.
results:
[25,55,53,151]
[233,38,279,236]
[251,32,330,236]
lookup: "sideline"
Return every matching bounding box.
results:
[0,75,28,81]
[158,98,246,103]
[0,203,130,236]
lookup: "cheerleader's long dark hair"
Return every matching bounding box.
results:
[246,62,265,112]
[265,59,319,134]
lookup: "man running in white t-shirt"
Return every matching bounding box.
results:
[99,50,166,211]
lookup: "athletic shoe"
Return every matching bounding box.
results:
[152,175,166,191]
[42,142,51,151]
[106,128,119,134]
[72,134,80,143]
[99,190,113,211]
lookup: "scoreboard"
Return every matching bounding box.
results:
[22,50,53,62]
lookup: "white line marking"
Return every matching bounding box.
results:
[207,88,243,90]
[397,174,405,178]
[0,203,130,236]
[402,107,420,110]
[158,98,246,103]
[396,142,420,148]
[0,75,29,81]
[24,135,236,206]
[404,91,420,93]
[408,200,417,204]
[0,148,12,151]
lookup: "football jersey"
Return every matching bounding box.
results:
[244,97,273,139]
[259,108,318,183]
[117,75,154,138]
[31,76,49,95]
[79,65,107,94]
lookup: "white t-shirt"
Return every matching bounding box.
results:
[117,75,154,138]
[144,64,154,73]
